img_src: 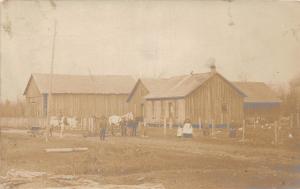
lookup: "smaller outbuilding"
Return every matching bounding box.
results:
[232,82,282,121]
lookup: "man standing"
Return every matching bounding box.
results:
[120,118,127,136]
[99,115,107,140]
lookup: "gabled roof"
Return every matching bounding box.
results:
[144,73,212,99]
[23,73,136,95]
[127,72,245,100]
[232,82,282,103]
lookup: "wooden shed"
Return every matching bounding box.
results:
[232,82,282,121]
[23,73,136,117]
[128,67,245,126]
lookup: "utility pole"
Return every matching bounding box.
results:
[0,0,3,103]
[45,20,57,142]
[0,1,3,138]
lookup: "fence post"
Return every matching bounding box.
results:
[290,114,293,128]
[198,117,201,130]
[163,116,167,136]
[169,118,173,129]
[242,120,245,143]
[211,119,214,137]
[297,112,300,127]
[274,121,278,145]
[227,118,230,135]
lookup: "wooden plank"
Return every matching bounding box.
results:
[45,147,88,153]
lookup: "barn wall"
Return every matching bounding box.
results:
[144,98,185,125]
[127,81,149,118]
[24,78,44,117]
[50,94,129,117]
[185,74,244,125]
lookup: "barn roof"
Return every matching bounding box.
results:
[130,72,245,100]
[24,73,136,95]
[232,82,282,103]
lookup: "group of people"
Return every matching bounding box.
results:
[94,115,146,141]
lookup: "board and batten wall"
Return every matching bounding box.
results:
[144,99,185,125]
[25,78,130,117]
[143,75,244,126]
[185,74,244,125]
[50,94,129,117]
[127,80,149,118]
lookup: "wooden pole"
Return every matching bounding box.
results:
[297,112,299,128]
[198,117,201,130]
[169,118,173,129]
[242,119,245,143]
[274,121,278,145]
[211,119,214,137]
[163,116,167,136]
[46,20,57,142]
[227,117,230,135]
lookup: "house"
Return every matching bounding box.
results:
[23,73,136,117]
[127,66,246,126]
[232,82,282,121]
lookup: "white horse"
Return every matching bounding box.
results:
[108,112,133,126]
[108,112,133,135]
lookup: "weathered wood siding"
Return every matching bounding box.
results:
[25,78,130,118]
[144,99,185,125]
[127,81,149,118]
[185,74,244,125]
[50,94,129,117]
[24,78,44,117]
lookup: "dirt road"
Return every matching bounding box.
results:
[0,129,300,189]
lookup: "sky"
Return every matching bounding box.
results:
[1,0,300,101]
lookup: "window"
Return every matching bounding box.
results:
[222,103,228,113]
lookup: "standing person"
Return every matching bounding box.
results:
[182,119,193,138]
[59,114,67,138]
[120,118,127,136]
[99,115,107,140]
[49,123,53,137]
[177,124,183,138]
[140,117,145,137]
[132,117,139,136]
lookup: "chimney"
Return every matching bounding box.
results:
[210,64,216,74]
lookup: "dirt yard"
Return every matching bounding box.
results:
[0,128,300,189]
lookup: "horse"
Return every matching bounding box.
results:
[108,112,133,136]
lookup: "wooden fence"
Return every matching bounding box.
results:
[0,117,96,132]
[0,117,47,129]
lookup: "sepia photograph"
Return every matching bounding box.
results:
[0,0,300,188]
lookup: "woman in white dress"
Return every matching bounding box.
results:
[182,119,193,138]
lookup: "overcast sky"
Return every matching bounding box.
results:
[1,0,300,100]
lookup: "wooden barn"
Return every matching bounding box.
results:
[23,73,136,118]
[127,66,246,126]
[232,82,282,121]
